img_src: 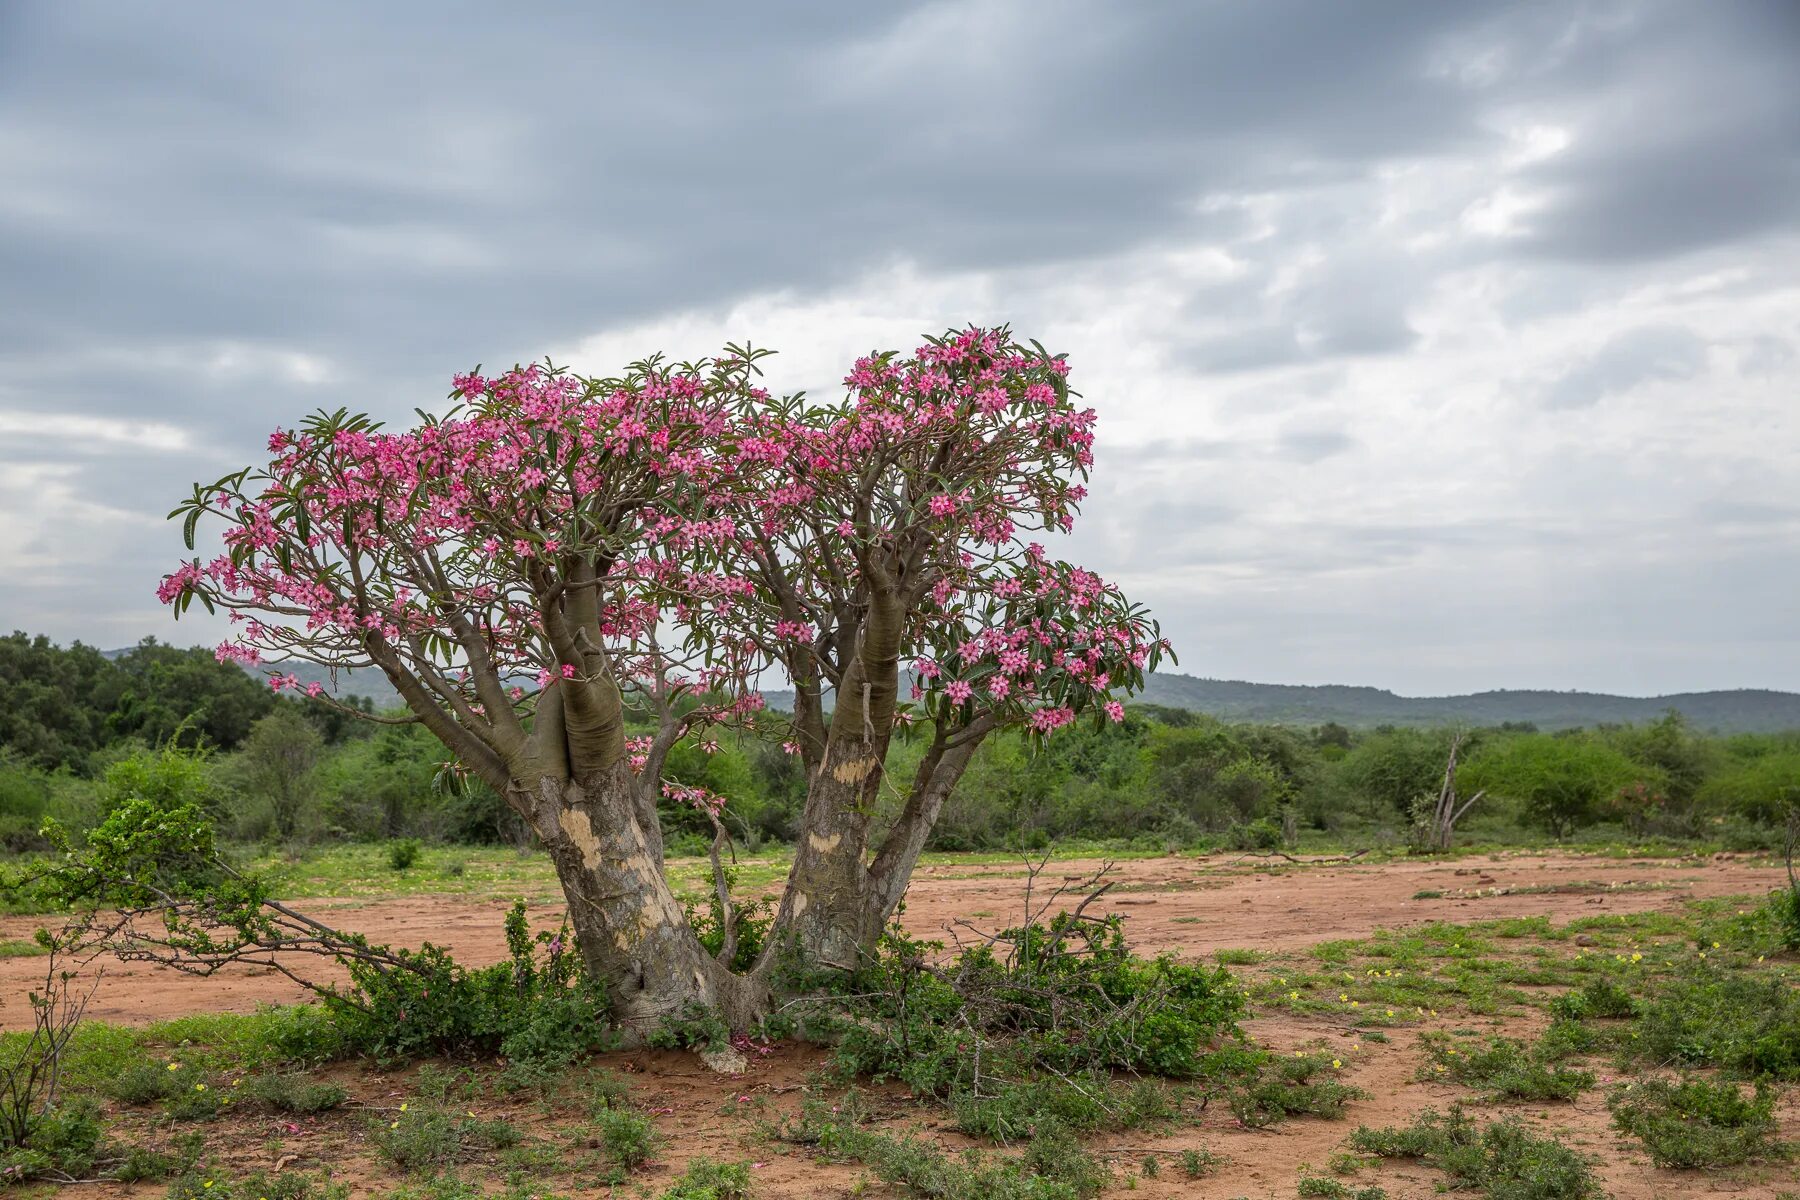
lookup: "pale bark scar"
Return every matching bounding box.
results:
[831,754,875,784]
[557,808,604,870]
[808,831,841,854]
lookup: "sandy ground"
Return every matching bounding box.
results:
[2,850,1786,1028]
[8,850,1798,1198]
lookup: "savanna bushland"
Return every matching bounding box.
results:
[1,331,1796,1199]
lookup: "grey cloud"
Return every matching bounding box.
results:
[1276,429,1356,464]
[1541,325,1708,410]
[1,1,1797,691]
[1738,335,1795,377]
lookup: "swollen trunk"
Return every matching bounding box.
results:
[519,764,765,1036]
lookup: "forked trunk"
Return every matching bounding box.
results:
[516,763,767,1037]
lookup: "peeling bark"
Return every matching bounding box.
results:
[517,763,767,1036]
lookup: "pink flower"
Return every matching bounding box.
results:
[945,680,973,703]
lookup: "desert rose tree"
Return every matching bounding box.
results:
[694,327,1171,966]
[160,327,1169,1031]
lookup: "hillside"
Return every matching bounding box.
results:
[760,673,1799,733]
[195,658,1796,734]
[1134,674,1800,733]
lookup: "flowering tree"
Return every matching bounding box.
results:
[702,328,1170,966]
[160,327,1169,1031]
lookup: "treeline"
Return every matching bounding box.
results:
[3,633,1797,856]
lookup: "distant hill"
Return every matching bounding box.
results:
[762,673,1800,733]
[104,647,408,712]
[1133,674,1800,734]
[105,646,1791,733]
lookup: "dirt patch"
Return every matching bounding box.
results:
[0,851,1784,1029]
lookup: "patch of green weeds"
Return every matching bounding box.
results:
[1629,966,1800,1078]
[657,1156,755,1200]
[591,1106,661,1173]
[1350,1105,1604,1200]
[1608,1076,1788,1169]
[368,1106,520,1173]
[1416,1032,1594,1101]
[1230,1052,1367,1128]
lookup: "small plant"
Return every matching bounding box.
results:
[0,941,95,1168]
[1351,1105,1603,1200]
[1230,1052,1367,1128]
[1770,881,1800,952]
[1297,1174,1386,1200]
[592,1106,661,1171]
[1608,1076,1787,1169]
[658,1156,753,1200]
[166,1168,350,1199]
[387,838,423,872]
[1630,967,1800,1078]
[1179,1147,1220,1177]
[241,1071,347,1113]
[369,1106,519,1173]
[1416,1032,1593,1101]
[1548,976,1634,1020]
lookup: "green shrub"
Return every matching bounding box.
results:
[387,838,423,871]
[165,1168,349,1199]
[1548,976,1635,1021]
[1179,1147,1220,1177]
[592,1106,660,1171]
[1230,1052,1366,1128]
[1608,1076,1786,1168]
[328,902,611,1062]
[1297,1175,1387,1200]
[1350,1106,1604,1200]
[820,914,1244,1104]
[1630,967,1800,1078]
[241,1071,347,1113]
[1770,884,1800,952]
[368,1106,519,1173]
[0,1097,105,1184]
[657,1156,754,1200]
[950,1075,1173,1140]
[1417,1033,1593,1101]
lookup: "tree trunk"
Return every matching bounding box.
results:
[767,738,884,971]
[515,762,767,1037]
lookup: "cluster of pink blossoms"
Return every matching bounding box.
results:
[159,328,1171,817]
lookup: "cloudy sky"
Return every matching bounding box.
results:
[2,2,1796,696]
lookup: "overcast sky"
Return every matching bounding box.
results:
[2,2,1796,696]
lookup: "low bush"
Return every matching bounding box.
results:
[1547,976,1635,1021]
[0,1097,105,1185]
[386,838,423,872]
[368,1106,519,1173]
[165,1168,350,1200]
[1416,1033,1594,1101]
[1297,1175,1387,1199]
[1629,967,1800,1078]
[328,902,612,1063]
[781,1101,1106,1200]
[818,912,1245,1103]
[591,1106,660,1172]
[950,1074,1175,1140]
[1350,1105,1604,1200]
[241,1071,347,1114]
[1608,1076,1787,1169]
[657,1156,754,1200]
[1229,1052,1367,1128]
